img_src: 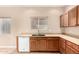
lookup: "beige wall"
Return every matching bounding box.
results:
[18,7,63,34]
[0,7,63,47]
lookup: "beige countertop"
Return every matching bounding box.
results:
[45,34,79,45]
[18,34,79,45]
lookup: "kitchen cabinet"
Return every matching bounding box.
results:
[60,6,79,27]
[30,37,59,52]
[65,40,79,54]
[38,38,47,51]
[68,7,77,26]
[63,13,69,27]
[17,36,30,52]
[60,13,68,27]
[17,35,79,54]
[59,38,66,53]
[30,37,47,51]
[60,15,64,27]
[77,6,79,25]
[46,37,59,51]
[30,37,39,51]
[66,45,78,54]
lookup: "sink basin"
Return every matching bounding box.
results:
[32,34,45,36]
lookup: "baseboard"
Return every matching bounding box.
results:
[0,46,16,48]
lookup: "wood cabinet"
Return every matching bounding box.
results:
[60,15,64,27]
[30,37,47,51]
[68,7,77,26]
[60,13,68,27]
[77,6,79,25]
[65,40,79,54]
[46,37,59,51]
[30,37,39,51]
[38,37,47,51]
[30,37,59,52]
[59,38,66,53]
[59,37,79,54]
[66,45,78,54]
[17,36,79,54]
[60,6,79,27]
[63,13,68,27]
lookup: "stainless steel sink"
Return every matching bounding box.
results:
[32,34,45,36]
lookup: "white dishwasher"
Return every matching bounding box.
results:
[17,36,30,52]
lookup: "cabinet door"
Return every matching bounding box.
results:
[66,45,78,54]
[59,38,65,49]
[46,38,59,51]
[39,38,47,51]
[66,40,79,52]
[77,6,79,25]
[30,37,39,51]
[64,13,68,27]
[60,15,64,27]
[59,38,66,53]
[68,7,77,26]
[17,36,29,52]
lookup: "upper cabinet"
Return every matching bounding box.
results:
[77,6,79,25]
[68,7,77,26]
[60,15,64,27]
[60,6,79,27]
[63,13,68,27]
[60,13,68,27]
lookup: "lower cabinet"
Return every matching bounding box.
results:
[59,38,66,54]
[65,40,79,54]
[30,38,39,51]
[59,38,79,54]
[46,38,59,51]
[39,38,47,51]
[30,37,47,51]
[17,36,79,54]
[30,37,59,52]
[65,45,78,54]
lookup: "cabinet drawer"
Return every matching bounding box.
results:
[66,40,79,51]
[30,37,38,40]
[66,40,73,46]
[38,37,47,40]
[66,45,79,54]
[47,37,59,40]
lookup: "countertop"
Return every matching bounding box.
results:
[46,34,79,45]
[18,34,79,45]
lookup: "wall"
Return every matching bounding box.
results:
[63,5,79,36]
[0,7,64,47]
[18,7,63,34]
[0,7,23,47]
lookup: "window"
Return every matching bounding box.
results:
[31,16,48,30]
[38,16,48,29]
[0,17,11,34]
[31,17,38,29]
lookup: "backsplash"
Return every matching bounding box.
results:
[64,26,79,37]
